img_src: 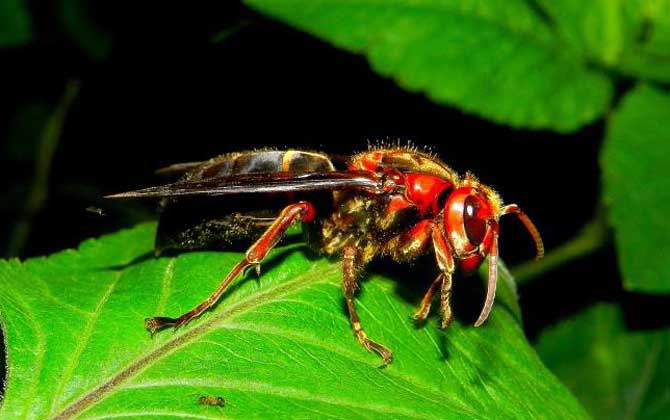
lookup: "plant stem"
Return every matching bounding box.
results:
[5,80,81,258]
[511,214,610,285]
[210,20,251,44]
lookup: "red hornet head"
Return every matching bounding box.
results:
[444,174,544,326]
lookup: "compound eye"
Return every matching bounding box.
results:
[464,195,488,246]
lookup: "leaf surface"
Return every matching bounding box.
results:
[0,223,587,419]
[601,84,670,293]
[536,303,670,420]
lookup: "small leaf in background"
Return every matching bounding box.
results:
[0,223,588,419]
[536,0,670,83]
[618,0,670,82]
[535,0,625,67]
[245,0,613,132]
[0,0,31,47]
[4,81,80,258]
[61,0,112,60]
[601,84,670,294]
[536,303,670,420]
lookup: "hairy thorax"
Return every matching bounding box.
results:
[315,190,424,264]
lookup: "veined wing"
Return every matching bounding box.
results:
[105,171,382,199]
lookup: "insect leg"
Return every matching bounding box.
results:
[431,226,455,329]
[388,220,455,327]
[412,274,441,322]
[439,273,454,329]
[145,201,317,333]
[342,246,393,367]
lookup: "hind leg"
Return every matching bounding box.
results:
[146,201,316,333]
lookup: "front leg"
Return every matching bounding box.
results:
[412,274,441,322]
[387,220,455,328]
[342,246,393,367]
[431,223,456,329]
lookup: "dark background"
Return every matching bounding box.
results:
[1,2,631,391]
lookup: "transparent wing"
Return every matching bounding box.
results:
[106,171,382,199]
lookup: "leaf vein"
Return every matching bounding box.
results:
[51,264,340,419]
[224,322,485,418]
[124,378,449,419]
[49,271,123,417]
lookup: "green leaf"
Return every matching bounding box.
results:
[617,0,670,82]
[536,303,670,420]
[0,223,587,418]
[536,0,625,67]
[245,0,613,132]
[536,0,670,82]
[61,0,112,60]
[0,0,31,47]
[601,84,670,293]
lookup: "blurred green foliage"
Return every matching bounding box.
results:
[602,84,670,294]
[537,304,670,419]
[536,0,670,81]
[61,0,113,60]
[0,0,31,47]
[4,81,80,258]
